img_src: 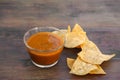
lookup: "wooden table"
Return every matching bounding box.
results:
[0,0,120,80]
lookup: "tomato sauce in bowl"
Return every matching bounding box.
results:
[24,29,64,68]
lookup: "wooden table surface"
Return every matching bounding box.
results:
[0,0,120,80]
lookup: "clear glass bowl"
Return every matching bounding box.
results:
[23,27,64,68]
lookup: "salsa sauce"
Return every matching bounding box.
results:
[27,32,64,65]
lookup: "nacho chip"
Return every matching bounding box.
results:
[78,41,115,64]
[64,24,87,48]
[70,57,97,75]
[72,24,89,41]
[64,32,86,48]
[67,58,75,69]
[67,25,71,33]
[89,65,106,74]
[101,54,116,61]
[64,24,90,48]
[67,57,106,75]
[72,24,84,32]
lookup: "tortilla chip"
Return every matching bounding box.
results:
[67,57,106,75]
[78,41,115,64]
[90,65,106,74]
[64,32,86,48]
[67,58,75,69]
[70,57,97,75]
[67,25,71,33]
[72,24,84,32]
[64,24,87,48]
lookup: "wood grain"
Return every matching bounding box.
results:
[0,27,120,80]
[0,0,120,80]
[0,0,120,28]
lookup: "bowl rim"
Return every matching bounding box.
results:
[23,27,64,52]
